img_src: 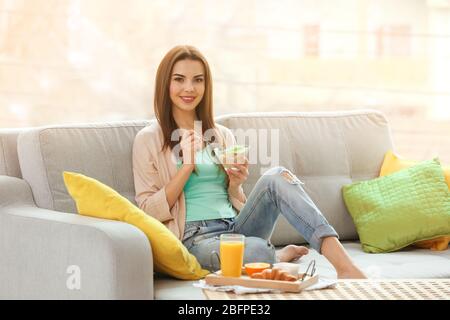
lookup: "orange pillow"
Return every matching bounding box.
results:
[379,150,450,251]
[414,236,450,251]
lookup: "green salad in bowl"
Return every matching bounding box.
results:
[213,145,248,169]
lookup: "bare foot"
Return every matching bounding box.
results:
[276,245,309,262]
[337,265,367,279]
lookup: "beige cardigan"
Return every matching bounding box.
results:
[132,122,247,240]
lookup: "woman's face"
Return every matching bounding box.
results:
[169,59,205,113]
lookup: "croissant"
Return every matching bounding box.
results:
[250,267,297,282]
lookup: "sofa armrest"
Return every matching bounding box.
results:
[0,176,154,299]
[0,175,35,208]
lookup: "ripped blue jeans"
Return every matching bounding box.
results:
[182,166,339,272]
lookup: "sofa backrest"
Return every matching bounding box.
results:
[17,120,152,213]
[216,110,394,244]
[0,129,23,178]
[13,110,393,245]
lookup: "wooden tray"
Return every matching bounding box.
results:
[204,272,319,293]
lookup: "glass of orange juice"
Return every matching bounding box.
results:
[219,234,245,277]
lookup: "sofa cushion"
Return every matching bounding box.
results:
[216,110,393,245]
[0,129,23,178]
[17,120,151,212]
[63,171,210,280]
[343,159,450,253]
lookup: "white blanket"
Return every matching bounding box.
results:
[194,278,337,295]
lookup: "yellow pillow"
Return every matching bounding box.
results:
[379,151,450,251]
[380,150,450,189]
[63,171,209,280]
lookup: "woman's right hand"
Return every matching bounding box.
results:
[179,129,203,167]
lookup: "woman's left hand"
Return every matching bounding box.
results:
[226,158,249,189]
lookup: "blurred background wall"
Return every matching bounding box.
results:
[0,0,449,162]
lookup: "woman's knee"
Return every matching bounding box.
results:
[263,166,286,177]
[259,166,303,188]
[256,166,284,188]
[243,237,276,264]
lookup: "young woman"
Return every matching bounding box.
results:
[133,45,366,278]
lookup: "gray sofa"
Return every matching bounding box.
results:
[0,110,449,300]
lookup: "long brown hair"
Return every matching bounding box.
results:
[154,45,218,153]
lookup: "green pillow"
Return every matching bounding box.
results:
[342,159,450,253]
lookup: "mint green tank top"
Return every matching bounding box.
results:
[177,145,237,222]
